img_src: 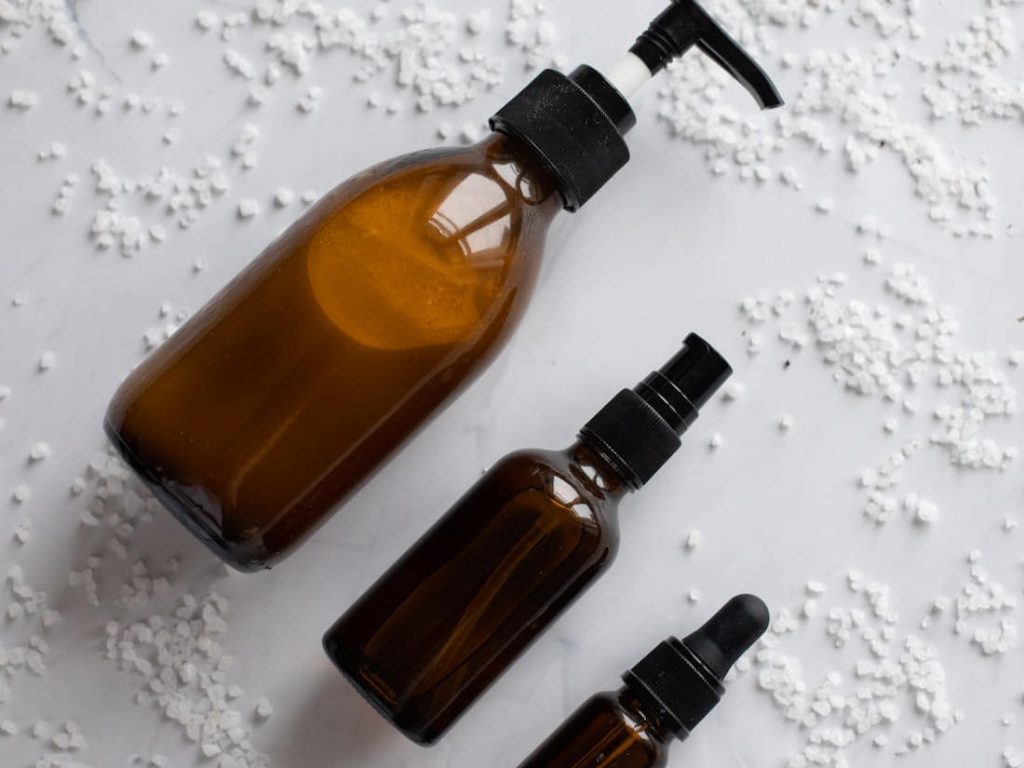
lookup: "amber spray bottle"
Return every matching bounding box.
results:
[323,333,733,744]
[103,0,781,571]
[515,595,770,768]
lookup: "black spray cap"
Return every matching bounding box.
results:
[579,333,731,488]
[490,0,782,211]
[622,595,770,738]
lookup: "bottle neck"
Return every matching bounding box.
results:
[480,132,564,223]
[566,440,634,501]
[616,688,674,745]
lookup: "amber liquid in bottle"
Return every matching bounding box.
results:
[516,691,670,768]
[104,135,560,570]
[322,442,630,744]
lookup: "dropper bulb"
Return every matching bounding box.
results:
[682,594,770,680]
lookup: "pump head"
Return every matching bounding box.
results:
[491,0,784,210]
[628,0,783,109]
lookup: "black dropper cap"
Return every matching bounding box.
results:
[623,595,770,738]
[490,0,783,211]
[579,333,731,488]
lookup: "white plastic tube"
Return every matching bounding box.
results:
[604,53,654,100]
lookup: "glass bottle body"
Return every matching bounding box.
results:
[104,134,560,570]
[323,442,629,744]
[515,690,671,768]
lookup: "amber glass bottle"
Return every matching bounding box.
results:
[104,0,780,570]
[515,596,770,768]
[521,691,674,768]
[323,335,732,744]
[105,135,559,570]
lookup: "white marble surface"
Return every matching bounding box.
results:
[1,1,1023,767]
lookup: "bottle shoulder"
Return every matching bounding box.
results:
[483,448,623,533]
[560,692,669,768]
[330,133,560,213]
[300,134,558,353]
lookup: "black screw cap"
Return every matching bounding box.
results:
[580,333,731,488]
[623,595,769,738]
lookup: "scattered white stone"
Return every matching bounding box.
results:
[708,433,723,450]
[237,199,260,220]
[272,188,294,209]
[130,30,154,50]
[297,85,323,114]
[685,530,702,551]
[9,89,38,109]
[254,697,274,721]
[195,10,218,31]
[29,442,51,462]
[723,381,746,401]
[467,9,490,35]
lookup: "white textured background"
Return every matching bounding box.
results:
[1,1,1023,766]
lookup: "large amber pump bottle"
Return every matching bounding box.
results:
[105,0,782,570]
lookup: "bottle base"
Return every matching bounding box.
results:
[103,416,272,573]
[322,631,439,746]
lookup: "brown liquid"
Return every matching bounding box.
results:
[322,442,629,744]
[105,134,561,570]
[515,691,670,768]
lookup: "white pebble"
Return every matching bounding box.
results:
[685,530,702,551]
[29,442,51,462]
[274,188,294,208]
[237,200,260,220]
[130,30,154,50]
[723,381,746,401]
[254,697,274,720]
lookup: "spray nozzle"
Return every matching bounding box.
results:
[628,0,783,108]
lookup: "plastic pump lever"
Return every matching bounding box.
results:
[629,0,784,109]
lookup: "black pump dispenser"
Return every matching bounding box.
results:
[491,0,784,211]
[579,333,731,488]
[623,595,770,736]
[630,0,784,109]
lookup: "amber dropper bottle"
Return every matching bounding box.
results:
[515,595,770,768]
[104,0,781,571]
[323,333,733,745]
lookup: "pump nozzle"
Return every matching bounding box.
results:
[623,0,783,109]
[579,333,730,488]
[491,0,782,210]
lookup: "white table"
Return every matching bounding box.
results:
[1,1,1022,766]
